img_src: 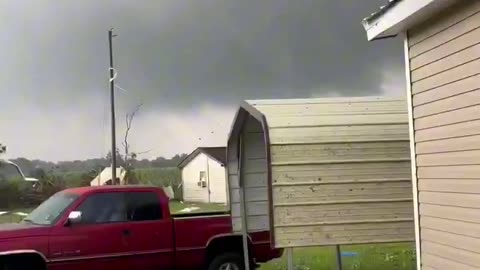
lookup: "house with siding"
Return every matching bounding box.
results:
[363,1,480,269]
[90,166,126,186]
[178,147,227,204]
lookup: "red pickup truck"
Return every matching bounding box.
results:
[0,185,282,270]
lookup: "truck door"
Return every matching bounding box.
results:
[126,191,175,270]
[48,191,130,270]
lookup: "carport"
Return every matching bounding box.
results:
[227,96,415,269]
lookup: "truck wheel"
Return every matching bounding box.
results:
[208,252,244,270]
[0,256,47,270]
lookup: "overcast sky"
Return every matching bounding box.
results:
[0,0,405,162]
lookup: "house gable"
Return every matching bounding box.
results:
[177,147,226,169]
[362,0,458,40]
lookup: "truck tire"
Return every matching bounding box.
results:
[208,252,245,270]
[2,261,45,270]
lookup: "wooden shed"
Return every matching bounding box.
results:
[227,96,415,249]
[363,1,480,269]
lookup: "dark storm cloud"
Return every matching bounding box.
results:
[1,0,403,112]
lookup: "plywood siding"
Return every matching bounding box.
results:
[408,1,480,269]
[229,115,270,232]
[255,98,415,248]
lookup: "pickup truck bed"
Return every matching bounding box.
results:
[173,212,276,268]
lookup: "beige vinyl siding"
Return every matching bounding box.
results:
[407,1,480,269]
[254,97,414,248]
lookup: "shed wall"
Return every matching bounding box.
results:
[254,97,415,248]
[408,1,480,269]
[229,115,270,232]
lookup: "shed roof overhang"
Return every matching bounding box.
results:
[227,101,271,187]
[362,0,458,41]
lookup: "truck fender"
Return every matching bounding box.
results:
[0,249,48,270]
[205,233,256,268]
[206,232,252,248]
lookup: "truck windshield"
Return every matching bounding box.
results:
[23,192,79,225]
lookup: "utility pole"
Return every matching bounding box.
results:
[108,29,117,184]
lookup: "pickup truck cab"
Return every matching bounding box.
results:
[0,185,282,270]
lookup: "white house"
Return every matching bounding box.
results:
[90,166,127,186]
[178,147,227,204]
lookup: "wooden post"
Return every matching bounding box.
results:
[287,248,294,270]
[335,245,343,270]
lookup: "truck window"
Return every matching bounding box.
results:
[23,192,78,225]
[76,192,127,224]
[127,192,162,221]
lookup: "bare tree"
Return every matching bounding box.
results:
[122,104,151,184]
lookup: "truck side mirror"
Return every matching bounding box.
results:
[65,211,82,226]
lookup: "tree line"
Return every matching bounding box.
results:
[0,153,188,181]
[0,153,187,210]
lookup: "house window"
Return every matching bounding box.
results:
[198,171,207,188]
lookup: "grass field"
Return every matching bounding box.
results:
[258,243,416,270]
[0,203,416,270]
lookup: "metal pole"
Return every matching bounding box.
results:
[287,248,294,270]
[239,187,250,270]
[206,157,211,203]
[108,29,117,184]
[335,245,343,270]
[238,136,251,270]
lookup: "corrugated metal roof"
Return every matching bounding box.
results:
[362,0,402,24]
[231,96,409,145]
[245,96,408,132]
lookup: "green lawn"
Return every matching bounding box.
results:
[169,200,227,214]
[0,204,416,269]
[258,243,416,270]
